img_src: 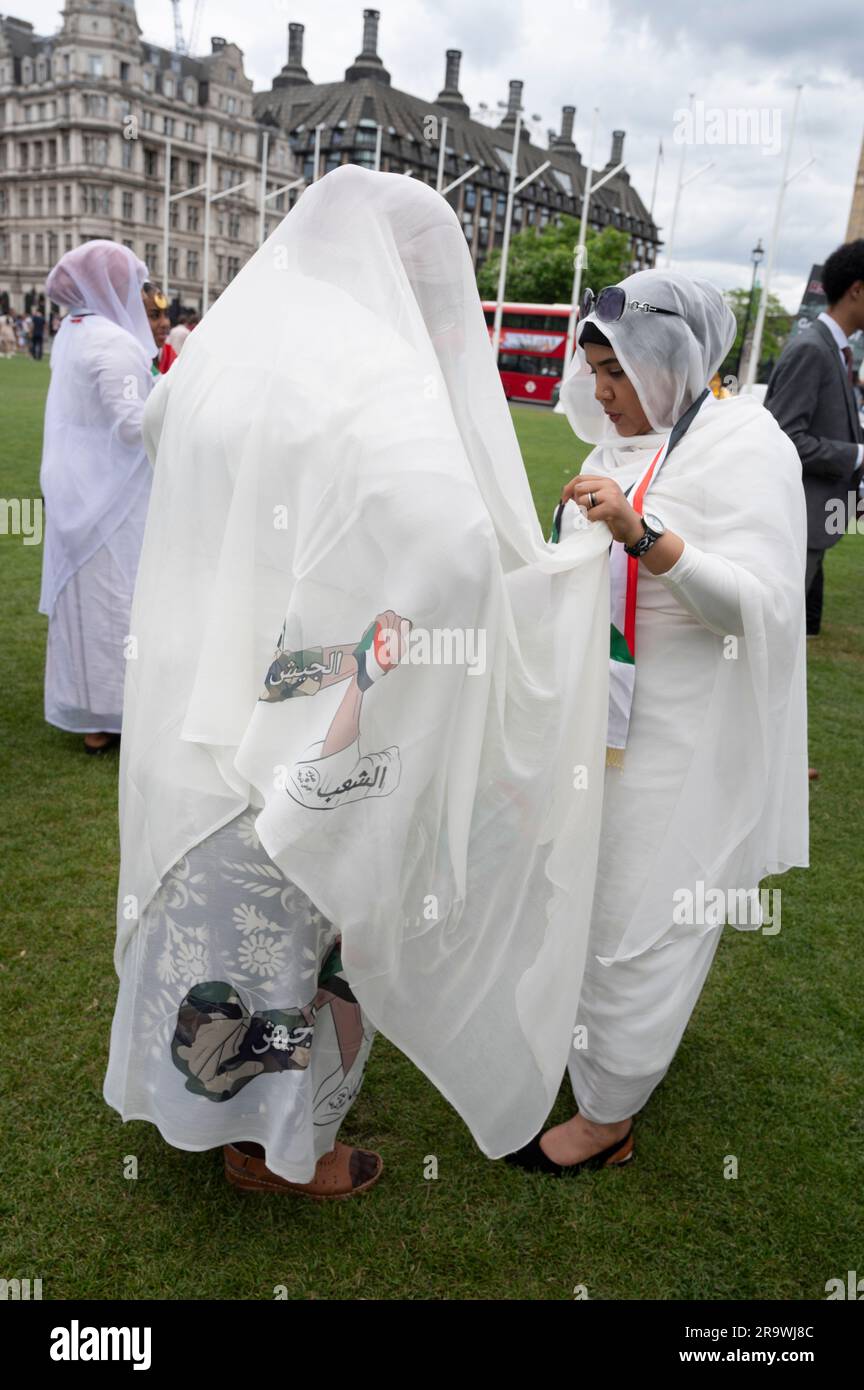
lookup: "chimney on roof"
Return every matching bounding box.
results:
[210,36,227,53]
[274,20,312,88]
[499,79,530,140]
[551,104,576,149]
[436,48,469,116]
[345,7,391,85]
[606,129,629,180]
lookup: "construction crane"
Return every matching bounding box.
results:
[170,0,186,54]
[170,0,205,57]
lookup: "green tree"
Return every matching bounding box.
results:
[476,215,633,304]
[721,286,793,377]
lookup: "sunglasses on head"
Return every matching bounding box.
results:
[580,286,682,323]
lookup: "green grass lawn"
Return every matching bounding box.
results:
[1,354,861,1301]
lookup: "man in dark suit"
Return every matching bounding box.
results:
[764,240,864,638]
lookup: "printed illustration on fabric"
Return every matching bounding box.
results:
[171,942,365,1103]
[259,609,412,810]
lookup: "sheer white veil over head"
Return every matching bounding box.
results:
[38,241,154,616]
[46,239,154,356]
[119,164,613,1156]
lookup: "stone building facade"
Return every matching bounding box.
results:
[0,0,295,312]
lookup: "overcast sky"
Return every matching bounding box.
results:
[24,0,864,308]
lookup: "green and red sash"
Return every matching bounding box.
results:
[606,442,666,765]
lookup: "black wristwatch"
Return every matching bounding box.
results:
[624,512,666,558]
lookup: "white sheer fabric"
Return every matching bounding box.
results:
[39,241,154,619]
[114,164,613,1159]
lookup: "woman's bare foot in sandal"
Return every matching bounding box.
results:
[223,1140,383,1199]
[540,1113,632,1166]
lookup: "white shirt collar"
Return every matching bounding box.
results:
[818,310,850,357]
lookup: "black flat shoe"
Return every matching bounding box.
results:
[504,1124,634,1177]
[84,733,121,756]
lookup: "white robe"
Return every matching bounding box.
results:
[39,311,153,732]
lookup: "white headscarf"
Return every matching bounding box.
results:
[39,242,155,616]
[46,239,154,356]
[562,269,809,960]
[117,164,613,1158]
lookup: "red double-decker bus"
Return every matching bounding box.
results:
[481,301,571,404]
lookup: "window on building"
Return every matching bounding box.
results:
[164,117,175,136]
[228,210,240,238]
[142,109,154,130]
[63,185,71,213]
[18,143,29,168]
[82,185,111,216]
[145,243,158,273]
[355,119,378,148]
[227,256,240,281]
[187,249,199,277]
[144,148,158,177]
[144,194,159,224]
[21,234,30,265]
[164,77,174,99]
[168,246,179,276]
[120,62,130,82]
[34,187,43,214]
[19,189,29,215]
[83,135,109,164]
[47,187,57,215]
[122,139,133,170]
[170,204,179,230]
[35,233,44,264]
[188,159,200,185]
[122,191,134,220]
[184,82,196,104]
[143,69,154,92]
[83,93,108,117]
[88,55,104,79]
[184,122,196,142]
[186,204,199,231]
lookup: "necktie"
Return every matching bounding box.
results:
[842,344,855,386]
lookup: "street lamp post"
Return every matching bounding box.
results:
[735,239,764,380]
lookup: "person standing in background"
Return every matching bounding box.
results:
[142,283,171,375]
[29,309,45,360]
[764,242,864,638]
[38,241,157,753]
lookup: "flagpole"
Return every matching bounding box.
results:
[666,93,692,267]
[649,138,662,218]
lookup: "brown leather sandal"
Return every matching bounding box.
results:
[223,1140,383,1200]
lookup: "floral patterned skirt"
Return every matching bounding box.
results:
[103,809,376,1183]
